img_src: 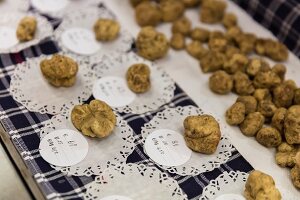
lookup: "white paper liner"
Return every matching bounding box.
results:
[54,7,133,64]
[0,12,53,53]
[199,171,297,200]
[84,163,187,200]
[0,0,29,12]
[141,106,234,176]
[9,54,94,115]
[93,52,176,114]
[40,110,136,176]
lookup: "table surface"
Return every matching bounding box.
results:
[0,0,300,199]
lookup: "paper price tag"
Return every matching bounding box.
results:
[61,28,100,55]
[144,129,192,167]
[31,0,69,12]
[0,27,18,49]
[215,194,246,200]
[100,195,132,200]
[39,129,88,167]
[92,76,136,107]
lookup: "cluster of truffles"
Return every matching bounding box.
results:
[183,115,221,154]
[126,63,151,93]
[40,54,78,87]
[244,170,281,200]
[93,18,120,41]
[71,100,116,138]
[16,16,37,42]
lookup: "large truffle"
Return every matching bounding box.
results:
[184,115,221,154]
[71,100,116,138]
[16,16,37,42]
[126,63,151,93]
[136,26,169,60]
[93,19,120,41]
[40,54,78,87]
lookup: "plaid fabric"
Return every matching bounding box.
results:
[0,3,253,200]
[234,0,300,58]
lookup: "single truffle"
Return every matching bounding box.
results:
[272,80,296,108]
[255,38,289,61]
[244,170,281,200]
[200,0,227,24]
[190,27,210,42]
[271,107,287,133]
[253,88,272,102]
[40,54,78,87]
[170,33,185,50]
[257,100,277,119]
[126,63,151,93]
[209,70,233,94]
[223,53,248,74]
[186,40,208,59]
[233,71,255,95]
[253,70,282,89]
[200,51,225,73]
[236,96,257,114]
[135,2,162,27]
[225,102,246,125]
[222,12,237,28]
[184,115,221,154]
[235,33,256,54]
[208,37,228,52]
[284,105,300,144]
[240,112,265,137]
[226,26,242,41]
[136,26,169,60]
[275,142,299,168]
[159,0,184,22]
[256,127,282,148]
[246,58,270,77]
[94,19,120,41]
[71,100,117,138]
[16,16,37,42]
[272,64,286,81]
[171,16,192,36]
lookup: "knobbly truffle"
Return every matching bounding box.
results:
[284,105,300,144]
[190,27,210,42]
[184,115,221,154]
[257,100,277,119]
[208,37,228,52]
[94,19,120,41]
[246,58,270,77]
[244,170,281,200]
[253,88,272,102]
[226,102,246,125]
[159,0,184,22]
[170,33,185,50]
[135,2,162,27]
[233,71,255,95]
[186,40,208,59]
[272,64,286,81]
[275,142,299,168]
[171,16,192,36]
[71,100,116,138]
[271,107,287,133]
[240,112,264,137]
[209,70,233,94]
[126,63,151,93]
[40,54,78,87]
[272,80,296,108]
[235,33,256,54]
[255,38,288,61]
[136,26,169,60]
[236,96,257,114]
[222,12,237,29]
[225,46,240,59]
[253,70,281,89]
[223,53,248,74]
[256,127,282,148]
[16,16,37,42]
[200,51,225,73]
[200,0,227,24]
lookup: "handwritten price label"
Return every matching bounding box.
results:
[61,28,100,55]
[144,129,192,167]
[39,129,88,167]
[0,27,18,49]
[31,0,69,12]
[92,76,136,107]
[215,194,246,200]
[100,195,132,200]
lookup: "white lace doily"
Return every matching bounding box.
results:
[84,163,187,200]
[54,7,133,64]
[0,0,29,12]
[199,171,297,200]
[141,106,234,176]
[93,52,176,114]
[40,110,135,176]
[0,12,53,53]
[9,54,94,115]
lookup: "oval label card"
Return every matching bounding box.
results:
[0,27,18,49]
[144,129,192,167]
[215,194,246,200]
[31,0,69,13]
[92,76,136,108]
[61,28,100,55]
[100,195,133,200]
[39,129,88,167]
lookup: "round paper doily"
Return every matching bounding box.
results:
[40,110,135,176]
[93,52,175,114]
[0,12,53,53]
[9,54,94,115]
[141,106,234,176]
[84,163,187,200]
[54,7,133,64]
